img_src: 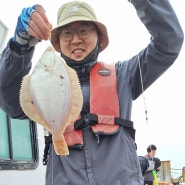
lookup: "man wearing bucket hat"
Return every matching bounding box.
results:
[0,1,184,185]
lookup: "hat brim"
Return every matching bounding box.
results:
[50,19,109,53]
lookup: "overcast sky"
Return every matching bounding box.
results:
[0,0,185,172]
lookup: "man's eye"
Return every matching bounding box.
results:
[63,31,72,35]
[80,29,88,34]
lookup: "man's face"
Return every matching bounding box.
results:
[59,21,99,61]
[150,149,156,157]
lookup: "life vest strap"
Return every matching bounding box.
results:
[73,113,134,136]
[42,116,135,165]
[74,113,133,128]
[114,117,133,128]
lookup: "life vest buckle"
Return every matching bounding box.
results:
[74,113,98,130]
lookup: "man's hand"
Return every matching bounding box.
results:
[27,5,52,40]
[12,4,52,54]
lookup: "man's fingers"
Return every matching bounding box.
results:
[29,11,51,40]
[28,21,43,40]
[35,5,52,30]
[35,5,49,26]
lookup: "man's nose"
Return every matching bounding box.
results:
[71,31,82,42]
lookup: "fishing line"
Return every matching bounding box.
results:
[138,55,149,124]
[47,37,54,185]
[51,130,54,185]
[129,0,148,123]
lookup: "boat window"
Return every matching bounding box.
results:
[0,108,39,170]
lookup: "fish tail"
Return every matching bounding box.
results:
[53,135,69,155]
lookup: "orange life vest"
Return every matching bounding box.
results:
[64,62,121,148]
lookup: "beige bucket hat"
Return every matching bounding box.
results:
[50,1,109,53]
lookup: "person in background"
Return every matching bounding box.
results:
[144,145,161,185]
[0,1,183,185]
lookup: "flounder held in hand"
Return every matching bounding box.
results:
[19,46,83,155]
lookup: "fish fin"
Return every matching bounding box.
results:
[63,61,83,122]
[19,75,51,132]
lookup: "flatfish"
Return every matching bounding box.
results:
[19,46,83,155]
